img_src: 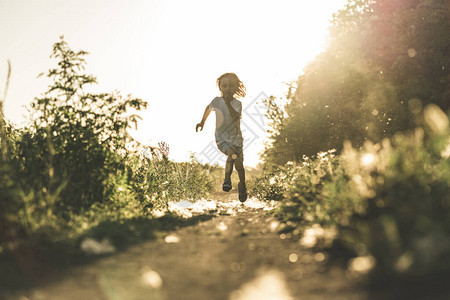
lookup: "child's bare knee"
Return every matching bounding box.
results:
[225,149,237,161]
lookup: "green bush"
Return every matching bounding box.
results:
[253,105,450,279]
[0,38,215,251]
[337,126,450,277]
[127,150,213,211]
[25,37,147,212]
[0,37,147,244]
[247,169,290,201]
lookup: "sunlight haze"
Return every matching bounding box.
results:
[0,0,347,167]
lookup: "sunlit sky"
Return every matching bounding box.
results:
[0,0,346,167]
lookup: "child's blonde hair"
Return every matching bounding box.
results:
[216,73,246,98]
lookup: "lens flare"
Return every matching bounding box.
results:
[361,153,375,167]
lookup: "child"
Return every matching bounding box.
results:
[196,73,247,202]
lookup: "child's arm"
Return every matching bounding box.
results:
[196,105,212,132]
[224,99,241,120]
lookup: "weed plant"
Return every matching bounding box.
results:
[127,150,213,211]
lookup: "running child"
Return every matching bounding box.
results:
[195,73,247,202]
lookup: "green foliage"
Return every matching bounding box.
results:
[127,151,213,211]
[337,130,450,277]
[247,171,287,202]
[259,96,290,170]
[253,105,450,279]
[263,0,449,165]
[20,37,147,212]
[0,38,215,252]
[251,150,344,222]
[254,1,449,283]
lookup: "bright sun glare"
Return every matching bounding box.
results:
[130,0,347,167]
[0,0,347,167]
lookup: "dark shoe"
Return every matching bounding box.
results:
[222,179,232,192]
[238,182,247,202]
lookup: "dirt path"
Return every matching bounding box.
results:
[8,193,365,300]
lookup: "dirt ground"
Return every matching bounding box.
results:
[2,192,447,300]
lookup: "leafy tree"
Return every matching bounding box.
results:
[263,0,449,166]
[14,36,147,213]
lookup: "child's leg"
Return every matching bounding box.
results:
[234,149,247,202]
[224,148,236,181]
[234,159,246,186]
